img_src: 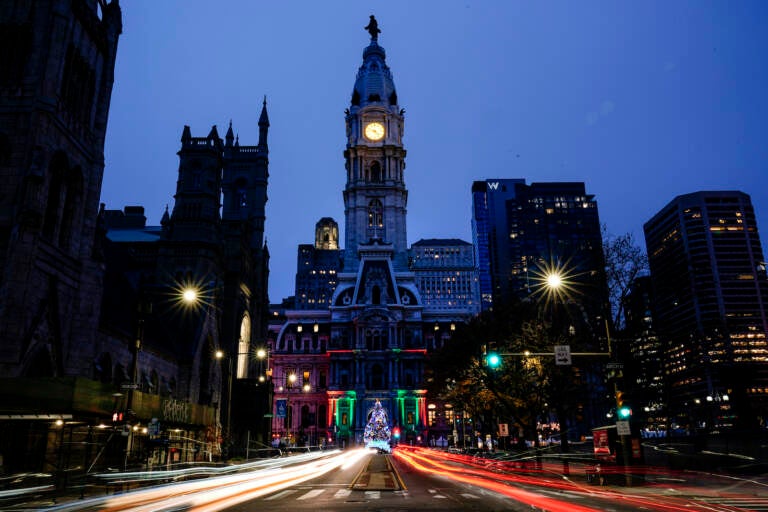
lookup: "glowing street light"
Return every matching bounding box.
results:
[182,287,198,303]
[546,272,562,290]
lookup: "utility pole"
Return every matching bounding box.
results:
[606,319,633,486]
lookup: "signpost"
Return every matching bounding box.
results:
[616,420,631,436]
[554,345,572,366]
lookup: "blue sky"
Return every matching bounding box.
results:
[102,1,768,302]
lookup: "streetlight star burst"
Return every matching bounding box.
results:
[182,288,197,303]
[529,258,582,307]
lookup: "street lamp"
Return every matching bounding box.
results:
[215,349,233,456]
[256,348,269,383]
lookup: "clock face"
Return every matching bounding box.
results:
[364,122,385,141]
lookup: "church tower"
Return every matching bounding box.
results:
[343,17,408,271]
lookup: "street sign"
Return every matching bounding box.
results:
[554,345,571,366]
[498,423,509,437]
[606,363,624,369]
[616,420,631,436]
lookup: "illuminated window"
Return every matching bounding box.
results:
[368,199,383,227]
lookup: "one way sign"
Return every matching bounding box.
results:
[554,345,572,366]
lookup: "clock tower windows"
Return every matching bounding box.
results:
[368,199,383,229]
[369,161,382,182]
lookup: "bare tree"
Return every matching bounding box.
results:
[601,225,649,331]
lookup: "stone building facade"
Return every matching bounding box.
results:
[269,18,475,449]
[0,0,123,475]
[0,1,271,474]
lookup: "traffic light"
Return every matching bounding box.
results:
[486,352,501,369]
[392,427,401,439]
[615,389,631,418]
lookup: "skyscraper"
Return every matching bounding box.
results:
[294,218,342,310]
[410,238,480,315]
[644,191,768,429]
[471,179,607,317]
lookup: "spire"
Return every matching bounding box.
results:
[181,125,191,145]
[351,17,397,109]
[207,125,219,141]
[258,96,269,148]
[225,120,234,147]
[161,205,170,226]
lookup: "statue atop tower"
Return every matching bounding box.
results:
[365,15,381,41]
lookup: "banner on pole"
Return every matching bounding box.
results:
[276,399,287,418]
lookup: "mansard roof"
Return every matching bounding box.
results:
[411,238,472,247]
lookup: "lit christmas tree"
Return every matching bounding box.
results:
[363,400,392,452]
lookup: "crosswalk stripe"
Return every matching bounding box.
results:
[460,493,480,499]
[334,489,352,498]
[364,490,381,499]
[265,489,298,501]
[297,489,326,500]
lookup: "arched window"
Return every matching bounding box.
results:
[367,199,383,228]
[370,161,381,182]
[301,405,311,428]
[237,314,251,379]
[234,178,248,209]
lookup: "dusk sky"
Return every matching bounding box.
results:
[101,1,768,302]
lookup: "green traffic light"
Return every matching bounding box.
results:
[486,352,501,368]
[618,406,631,419]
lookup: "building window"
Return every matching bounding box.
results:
[368,199,383,228]
[370,161,382,182]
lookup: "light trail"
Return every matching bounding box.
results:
[395,447,707,512]
[50,449,373,512]
[395,448,600,512]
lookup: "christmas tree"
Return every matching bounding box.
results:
[363,400,392,452]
